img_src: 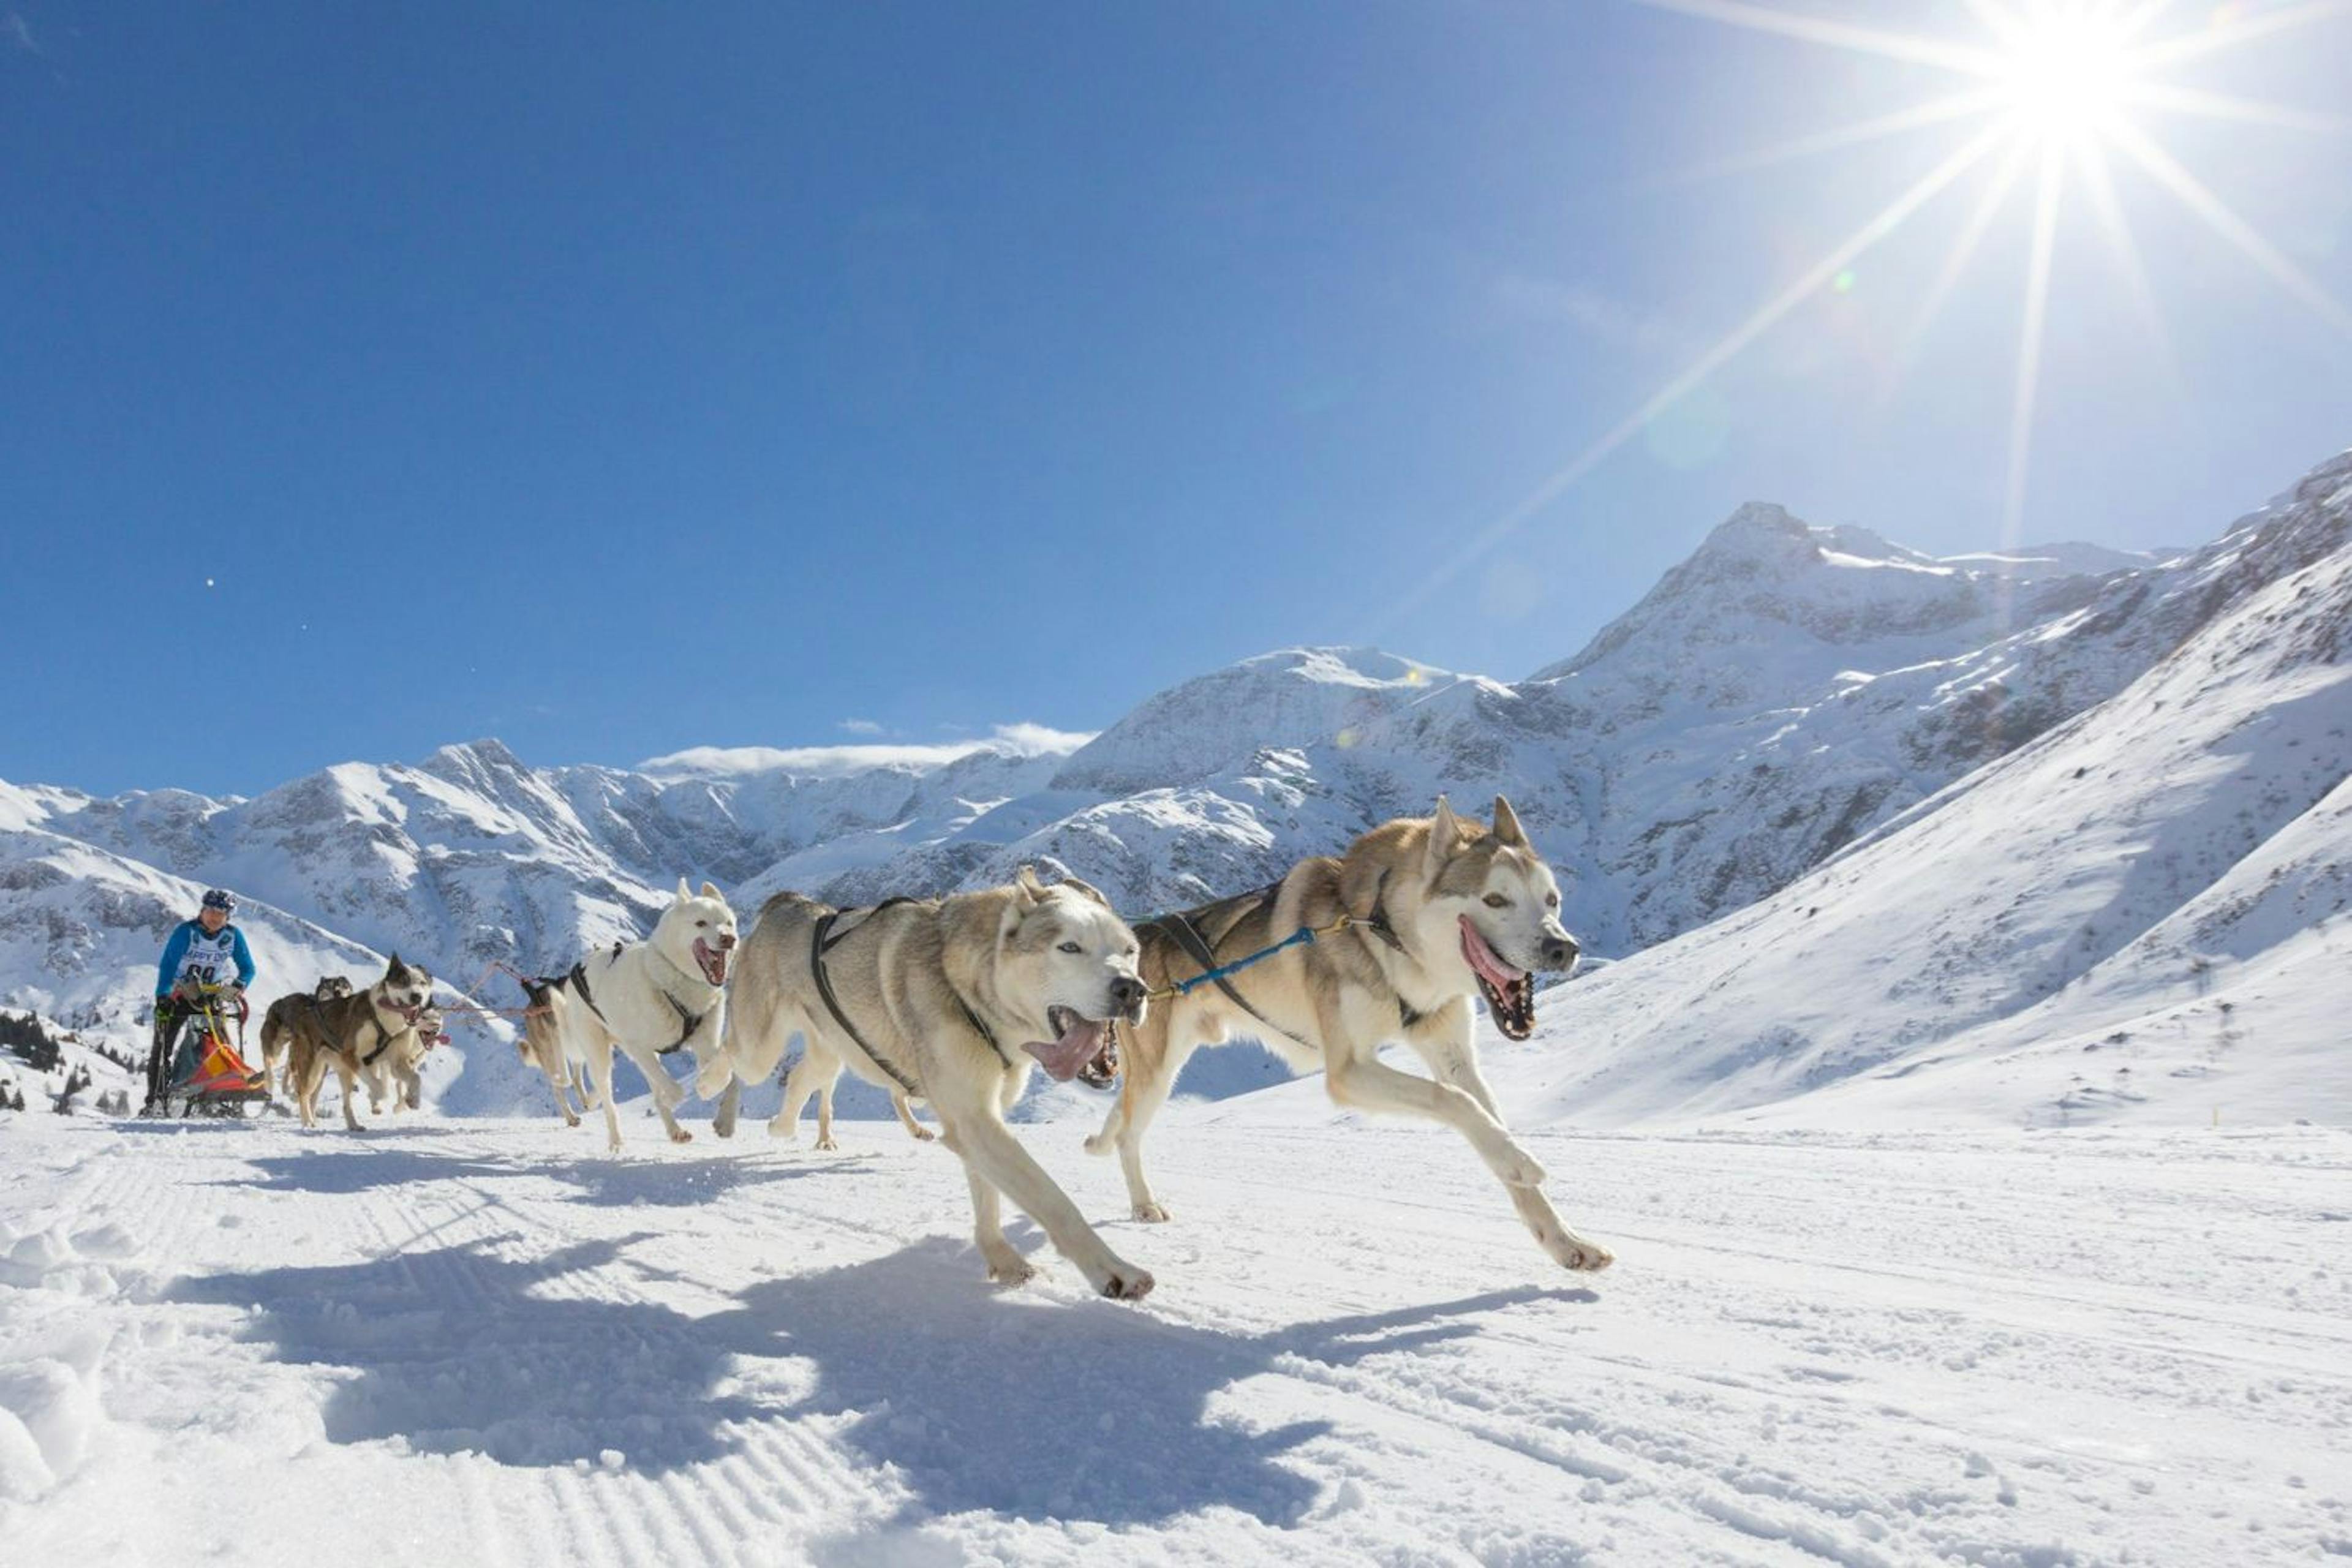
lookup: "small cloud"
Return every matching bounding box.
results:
[836,718,885,736]
[3,13,40,55]
[989,722,1095,755]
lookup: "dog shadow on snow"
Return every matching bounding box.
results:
[221,1145,861,1207]
[164,1231,1583,1527]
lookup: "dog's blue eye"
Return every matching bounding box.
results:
[1057,941,1082,954]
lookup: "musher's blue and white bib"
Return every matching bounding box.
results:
[170,924,244,992]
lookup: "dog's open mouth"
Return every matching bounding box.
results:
[695,938,729,986]
[1460,918,1536,1041]
[1023,1004,1121,1089]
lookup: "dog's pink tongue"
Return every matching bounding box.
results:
[1022,1019,1105,1082]
[696,940,728,984]
[1459,917,1526,989]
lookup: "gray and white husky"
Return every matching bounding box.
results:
[703,869,1155,1298]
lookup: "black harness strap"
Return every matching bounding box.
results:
[568,940,706,1054]
[567,941,624,1023]
[654,992,706,1055]
[810,908,923,1095]
[946,982,1012,1069]
[359,1014,408,1067]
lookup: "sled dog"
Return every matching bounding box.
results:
[275,956,435,1131]
[516,971,596,1128]
[258,974,353,1096]
[363,1004,445,1115]
[1087,796,1612,1272]
[704,870,1153,1297]
[543,879,737,1152]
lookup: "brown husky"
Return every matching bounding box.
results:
[271,955,435,1131]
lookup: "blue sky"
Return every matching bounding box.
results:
[6,1,2346,797]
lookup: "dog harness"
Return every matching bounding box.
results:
[569,941,709,1056]
[1142,872,1422,1039]
[809,899,1011,1096]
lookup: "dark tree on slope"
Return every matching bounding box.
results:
[0,1011,66,1075]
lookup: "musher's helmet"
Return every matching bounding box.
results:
[201,888,236,914]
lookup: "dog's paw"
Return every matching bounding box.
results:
[813,1134,839,1152]
[986,1254,1038,1287]
[562,1111,581,1128]
[668,1126,693,1145]
[1100,1268,1156,1302]
[908,1125,936,1142]
[1546,1230,1615,1272]
[1133,1201,1173,1223]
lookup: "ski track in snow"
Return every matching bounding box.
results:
[1,1112,2347,1567]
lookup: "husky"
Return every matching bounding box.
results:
[516,972,596,1128]
[701,869,1153,1297]
[1086,796,1613,1273]
[273,956,436,1131]
[544,879,737,1152]
[258,974,354,1096]
[363,1004,445,1115]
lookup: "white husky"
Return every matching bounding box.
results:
[543,879,738,1152]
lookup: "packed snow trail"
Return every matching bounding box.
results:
[1,1112,2346,1566]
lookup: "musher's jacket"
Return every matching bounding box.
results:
[156,919,256,998]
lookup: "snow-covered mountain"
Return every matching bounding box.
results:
[1215,449,2352,1133]
[1,449,2342,1126]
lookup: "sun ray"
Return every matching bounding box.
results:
[2120,82,2352,134]
[2125,0,2352,71]
[1662,89,2005,185]
[1889,130,2036,390]
[2106,119,2352,339]
[2002,145,2067,548]
[1632,0,2005,77]
[1365,124,2010,638]
[1958,0,2032,48]
[2071,137,2184,399]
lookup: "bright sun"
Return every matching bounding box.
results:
[1383,0,2352,636]
[1995,10,2138,141]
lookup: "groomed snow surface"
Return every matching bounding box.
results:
[3,1107,2346,1566]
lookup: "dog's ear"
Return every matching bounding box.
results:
[1425,796,1460,878]
[386,952,405,980]
[1058,875,1113,910]
[676,876,693,903]
[699,880,723,902]
[1016,865,1049,905]
[1492,794,1529,850]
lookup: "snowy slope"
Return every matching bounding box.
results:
[1373,450,2352,1132]
[2,1114,2345,1566]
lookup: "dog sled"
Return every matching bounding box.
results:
[140,981,271,1118]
